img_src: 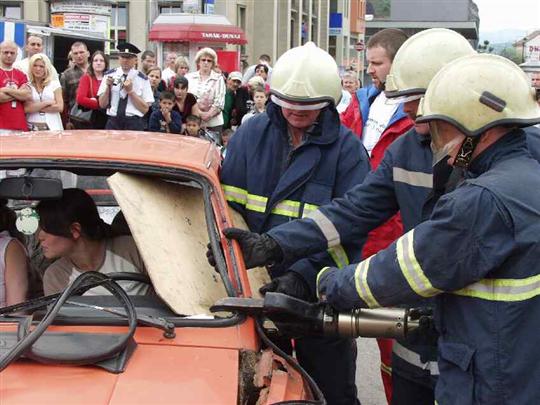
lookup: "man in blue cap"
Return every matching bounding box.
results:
[98,42,154,130]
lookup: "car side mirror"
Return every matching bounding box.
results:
[0,177,63,200]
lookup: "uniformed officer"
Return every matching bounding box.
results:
[98,42,154,130]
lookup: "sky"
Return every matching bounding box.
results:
[474,0,539,33]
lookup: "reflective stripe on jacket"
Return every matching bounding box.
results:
[221,101,370,290]
[317,131,540,404]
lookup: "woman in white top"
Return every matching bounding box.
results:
[24,53,64,131]
[185,48,226,143]
[0,200,29,307]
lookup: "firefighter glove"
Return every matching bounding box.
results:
[223,227,283,269]
[259,271,315,302]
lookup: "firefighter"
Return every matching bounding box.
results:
[219,42,370,404]
[223,54,540,403]
[219,28,475,404]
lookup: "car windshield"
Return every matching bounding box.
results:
[1,165,238,326]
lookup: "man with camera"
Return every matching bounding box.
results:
[98,43,154,130]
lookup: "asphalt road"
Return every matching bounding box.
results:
[356,337,387,405]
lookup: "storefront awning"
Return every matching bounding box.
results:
[149,13,247,45]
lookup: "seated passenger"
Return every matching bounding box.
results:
[0,199,29,306]
[37,189,148,296]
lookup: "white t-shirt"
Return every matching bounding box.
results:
[161,67,176,84]
[43,236,148,296]
[336,90,352,113]
[26,80,64,130]
[362,92,398,156]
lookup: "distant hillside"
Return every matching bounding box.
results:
[480,29,527,44]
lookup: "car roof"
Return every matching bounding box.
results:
[0,131,220,175]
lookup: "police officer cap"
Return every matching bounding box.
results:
[117,42,141,58]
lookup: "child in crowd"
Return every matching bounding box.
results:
[220,128,234,159]
[241,86,268,125]
[182,114,207,139]
[148,91,182,134]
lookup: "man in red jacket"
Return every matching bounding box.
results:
[340,28,412,402]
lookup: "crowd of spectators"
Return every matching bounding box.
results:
[0,36,282,150]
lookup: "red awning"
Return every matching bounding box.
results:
[149,14,247,45]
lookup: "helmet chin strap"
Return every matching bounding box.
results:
[453,136,481,168]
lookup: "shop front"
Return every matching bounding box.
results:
[149,13,247,73]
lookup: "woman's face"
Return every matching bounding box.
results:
[176,64,189,76]
[92,54,106,74]
[174,85,188,101]
[198,55,214,73]
[38,228,75,259]
[148,70,162,88]
[32,60,46,80]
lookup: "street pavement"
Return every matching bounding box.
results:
[356,337,387,405]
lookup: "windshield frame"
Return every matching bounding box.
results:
[0,158,244,328]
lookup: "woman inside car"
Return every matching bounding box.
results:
[0,199,29,306]
[37,188,148,296]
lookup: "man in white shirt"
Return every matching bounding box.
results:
[242,54,272,85]
[14,35,58,79]
[161,51,177,84]
[98,42,154,130]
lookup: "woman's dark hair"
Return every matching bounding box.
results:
[87,50,110,79]
[36,188,110,240]
[173,76,189,90]
[255,63,269,75]
[0,199,24,243]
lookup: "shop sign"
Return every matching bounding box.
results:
[201,32,241,40]
[50,1,111,16]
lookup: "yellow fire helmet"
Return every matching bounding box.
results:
[385,28,475,102]
[417,53,540,136]
[270,42,342,109]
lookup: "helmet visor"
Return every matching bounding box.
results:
[271,95,329,111]
[385,93,423,105]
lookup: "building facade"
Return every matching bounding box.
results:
[2,0,368,72]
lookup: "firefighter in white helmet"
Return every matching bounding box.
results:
[218,42,371,404]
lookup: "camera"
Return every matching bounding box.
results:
[112,77,124,87]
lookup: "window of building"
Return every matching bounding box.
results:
[0,2,22,19]
[159,1,183,13]
[237,5,246,55]
[110,3,128,49]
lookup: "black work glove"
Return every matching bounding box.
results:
[259,271,315,302]
[206,242,221,269]
[407,307,439,347]
[222,227,283,269]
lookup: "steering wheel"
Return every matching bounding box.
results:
[0,272,138,371]
[107,272,152,285]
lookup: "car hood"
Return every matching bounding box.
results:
[1,344,239,404]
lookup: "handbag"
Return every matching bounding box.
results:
[69,78,94,125]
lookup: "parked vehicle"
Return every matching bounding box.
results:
[0,130,319,404]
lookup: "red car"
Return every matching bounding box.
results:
[0,131,318,404]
